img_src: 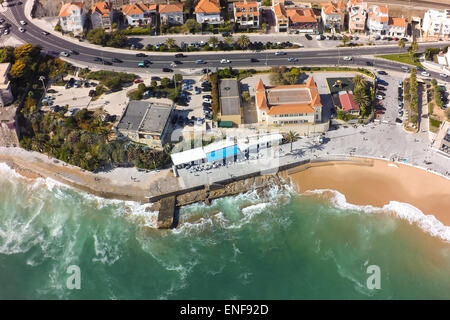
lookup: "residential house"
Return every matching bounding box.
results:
[159,3,184,25]
[286,6,318,33]
[58,2,87,33]
[121,3,157,27]
[422,9,450,40]
[367,5,389,36]
[388,17,407,37]
[338,91,360,115]
[273,3,289,32]
[0,63,13,107]
[347,0,367,33]
[195,0,223,25]
[254,76,323,125]
[90,1,114,30]
[321,0,346,32]
[233,1,260,30]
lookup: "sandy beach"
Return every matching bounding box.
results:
[289,158,450,226]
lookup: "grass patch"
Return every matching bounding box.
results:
[376,53,423,68]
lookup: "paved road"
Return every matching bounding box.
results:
[1,1,450,82]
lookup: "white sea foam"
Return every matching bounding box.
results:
[306,189,450,243]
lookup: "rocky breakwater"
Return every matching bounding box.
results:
[155,173,290,229]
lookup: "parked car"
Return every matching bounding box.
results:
[174,53,184,58]
[134,79,143,84]
[376,95,384,100]
[421,71,431,77]
[377,70,387,75]
[3,29,9,35]
[203,97,212,103]
[316,35,323,40]
[439,73,448,78]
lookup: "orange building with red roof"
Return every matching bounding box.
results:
[159,3,184,25]
[90,1,114,29]
[286,7,318,33]
[367,5,389,35]
[255,77,322,125]
[121,2,157,26]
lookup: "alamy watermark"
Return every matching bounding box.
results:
[365,263,381,290]
[66,265,81,290]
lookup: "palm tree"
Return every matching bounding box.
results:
[285,130,300,152]
[224,35,235,47]
[208,36,219,48]
[165,38,176,49]
[352,74,366,89]
[408,41,419,60]
[236,35,251,50]
[353,87,370,115]
[398,39,405,57]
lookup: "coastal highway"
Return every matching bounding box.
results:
[1,1,450,81]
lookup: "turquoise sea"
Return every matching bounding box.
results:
[0,162,449,300]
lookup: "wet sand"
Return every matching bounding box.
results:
[289,158,450,226]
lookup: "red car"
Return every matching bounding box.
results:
[134,79,143,84]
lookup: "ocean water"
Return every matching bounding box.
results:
[0,163,450,300]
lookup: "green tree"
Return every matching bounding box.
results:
[352,74,366,89]
[9,59,27,79]
[224,35,235,47]
[285,131,300,152]
[208,36,219,47]
[398,39,406,56]
[165,38,177,48]
[341,35,349,46]
[184,19,199,33]
[0,47,14,63]
[353,86,370,116]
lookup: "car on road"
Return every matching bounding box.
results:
[170,62,177,68]
[275,51,286,55]
[288,57,298,62]
[0,18,4,24]
[3,29,9,35]
[94,57,103,62]
[250,58,259,63]
[195,59,206,64]
[19,20,26,25]
[220,59,231,64]
[41,31,49,36]
[162,67,173,72]
[138,62,148,68]
[70,50,79,55]
[305,34,312,40]
[174,53,185,58]
[111,58,122,63]
[136,53,147,57]
[401,66,410,72]
[377,70,387,75]
[421,71,431,77]
[439,73,448,78]
[343,56,352,61]
[60,51,70,57]
[18,27,25,33]
[102,60,112,65]
[316,35,324,40]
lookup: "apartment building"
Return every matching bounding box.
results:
[233,1,260,29]
[347,0,367,33]
[422,9,450,40]
[58,2,87,33]
[195,0,223,25]
[321,0,346,32]
[255,76,322,126]
[159,3,184,25]
[367,5,389,35]
[286,6,318,33]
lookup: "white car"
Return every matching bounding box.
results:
[18,27,25,33]
[275,51,286,55]
[19,20,26,25]
[60,51,70,57]
[3,29,9,35]
[203,98,212,103]
[41,31,49,36]
[343,56,352,61]
[439,73,448,78]
[220,59,230,64]
[421,71,430,77]
[288,57,298,62]
[376,95,384,100]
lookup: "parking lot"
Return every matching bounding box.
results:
[373,72,408,124]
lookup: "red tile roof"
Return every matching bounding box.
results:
[58,2,84,17]
[91,1,110,17]
[389,17,407,27]
[195,0,220,14]
[339,92,360,112]
[286,8,316,23]
[159,3,183,13]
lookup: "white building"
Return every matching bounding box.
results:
[195,0,223,25]
[422,9,450,40]
[159,3,184,25]
[58,2,87,33]
[388,17,407,37]
[367,5,389,35]
[120,3,156,27]
[321,0,346,32]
